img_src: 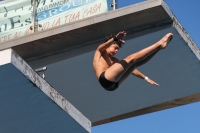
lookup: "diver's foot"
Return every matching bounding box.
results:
[160,33,173,49]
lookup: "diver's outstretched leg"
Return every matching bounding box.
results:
[104,33,173,82]
[123,33,173,64]
[117,49,159,85]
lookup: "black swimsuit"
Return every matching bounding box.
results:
[99,72,118,91]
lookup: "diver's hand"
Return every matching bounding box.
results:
[146,78,160,86]
[116,31,126,43]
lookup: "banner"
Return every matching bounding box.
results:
[0,0,108,43]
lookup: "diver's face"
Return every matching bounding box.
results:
[107,43,120,56]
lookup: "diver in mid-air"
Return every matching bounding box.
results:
[93,31,173,91]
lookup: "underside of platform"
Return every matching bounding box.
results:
[0,49,91,132]
[31,25,200,126]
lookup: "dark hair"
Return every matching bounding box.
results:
[104,34,123,48]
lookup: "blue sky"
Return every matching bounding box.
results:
[93,0,200,133]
